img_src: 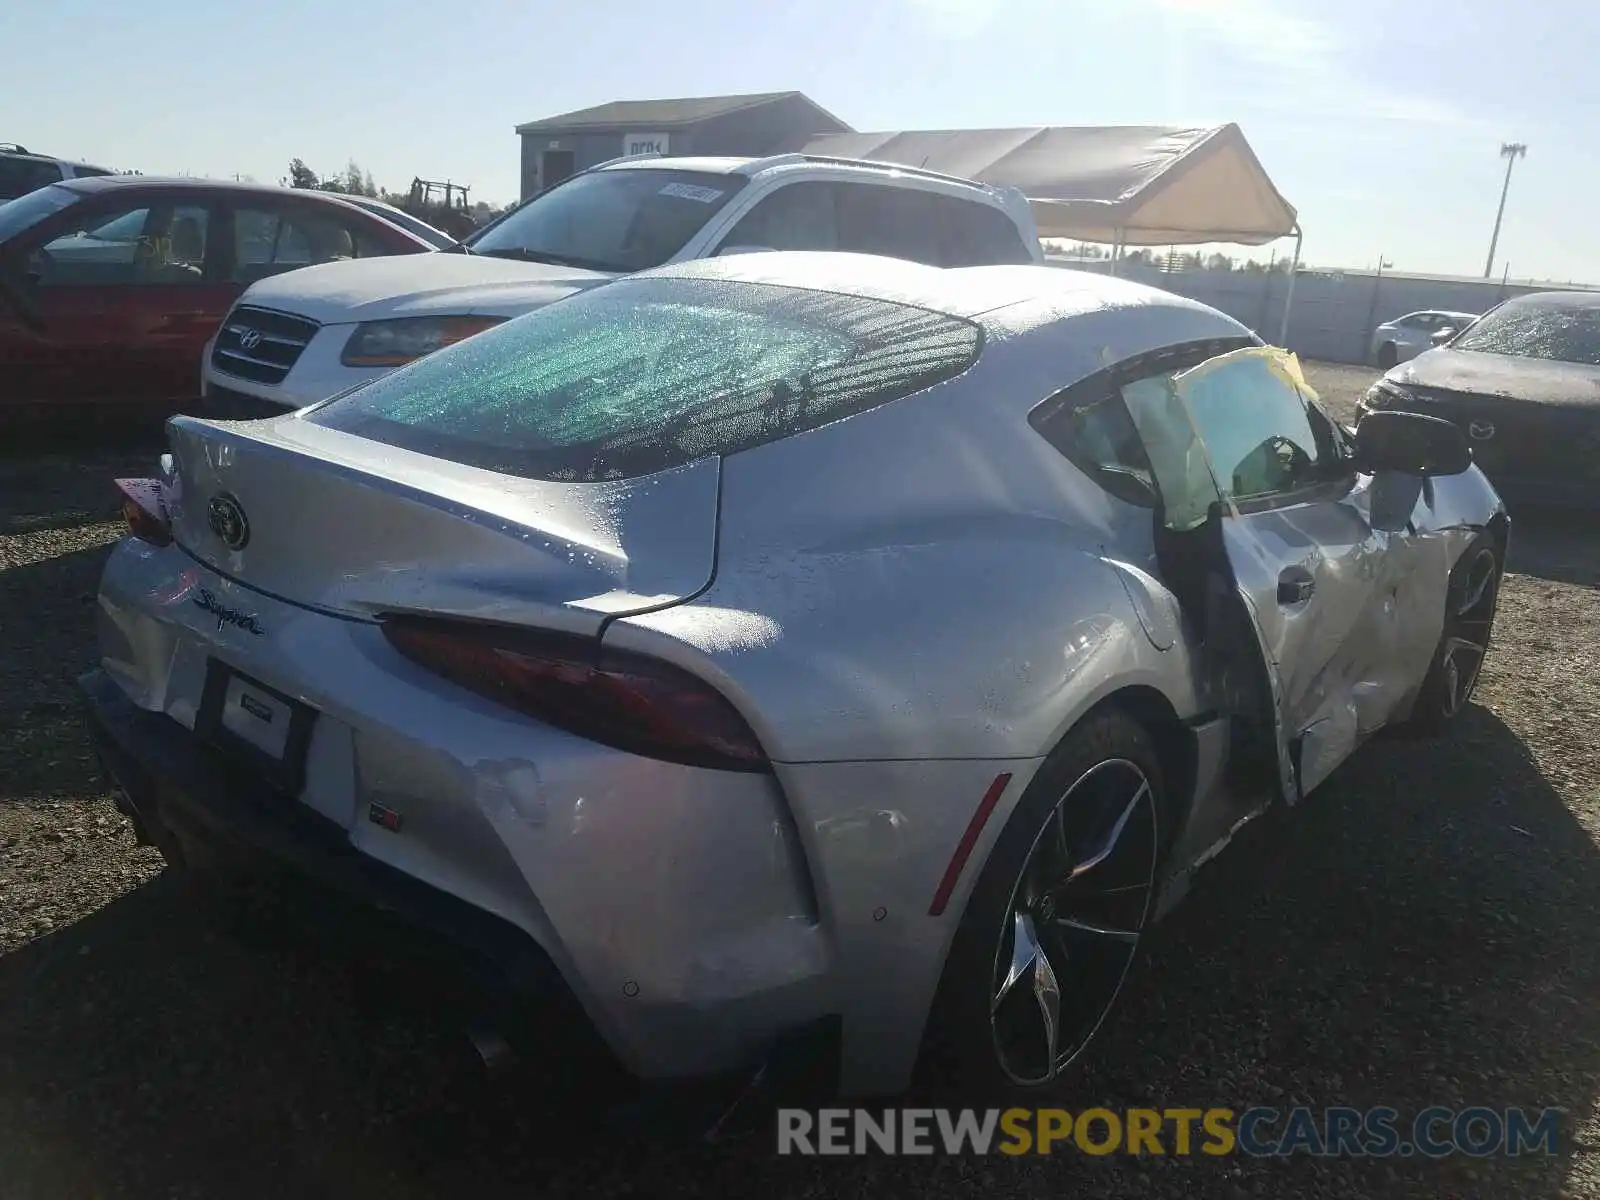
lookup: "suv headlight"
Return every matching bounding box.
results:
[341,315,506,367]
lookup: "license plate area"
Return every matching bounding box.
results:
[195,659,317,793]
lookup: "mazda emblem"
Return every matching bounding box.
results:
[207,493,250,550]
[237,327,262,351]
[1468,420,1496,441]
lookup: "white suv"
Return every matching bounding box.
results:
[0,143,113,201]
[201,154,1044,415]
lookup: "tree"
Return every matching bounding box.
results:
[284,158,320,189]
[339,159,378,198]
[1049,240,1104,259]
[281,157,380,195]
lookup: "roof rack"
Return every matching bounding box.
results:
[581,150,1012,198]
[745,152,998,191]
[0,143,32,155]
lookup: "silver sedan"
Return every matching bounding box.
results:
[1371,309,1480,368]
[83,252,1507,1102]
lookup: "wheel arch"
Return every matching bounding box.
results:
[1085,684,1197,849]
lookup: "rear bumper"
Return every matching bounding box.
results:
[79,666,840,1101]
[80,666,586,1012]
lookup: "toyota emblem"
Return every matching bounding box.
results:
[1468,420,1496,441]
[207,493,250,550]
[237,327,263,351]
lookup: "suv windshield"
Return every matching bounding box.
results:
[307,275,981,482]
[0,184,78,242]
[1451,298,1600,365]
[466,169,745,273]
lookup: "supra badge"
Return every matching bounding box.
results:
[193,587,263,635]
[207,493,250,550]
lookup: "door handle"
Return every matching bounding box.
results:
[1277,570,1315,606]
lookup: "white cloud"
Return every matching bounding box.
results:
[1145,0,1471,127]
[1149,0,1334,60]
[903,0,1004,37]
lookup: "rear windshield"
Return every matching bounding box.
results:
[307,276,982,481]
[1452,298,1600,365]
[346,197,455,248]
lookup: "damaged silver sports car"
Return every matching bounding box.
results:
[81,252,1507,1105]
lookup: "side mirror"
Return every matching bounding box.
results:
[1430,327,1456,347]
[1354,410,1471,477]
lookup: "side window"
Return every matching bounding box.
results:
[717,183,839,253]
[1174,353,1326,502]
[1121,371,1224,530]
[231,205,366,284]
[32,203,210,286]
[0,157,64,200]
[935,196,1034,266]
[1030,382,1160,508]
[161,205,210,279]
[833,183,943,266]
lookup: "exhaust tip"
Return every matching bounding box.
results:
[466,1025,518,1077]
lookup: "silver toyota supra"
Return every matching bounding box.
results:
[82,252,1507,1102]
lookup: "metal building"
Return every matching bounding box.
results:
[515,92,852,200]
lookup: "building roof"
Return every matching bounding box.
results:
[516,91,844,133]
[796,124,1297,247]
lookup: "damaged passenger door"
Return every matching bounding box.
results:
[1129,348,1395,806]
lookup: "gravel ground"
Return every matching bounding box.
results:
[2,367,1597,1199]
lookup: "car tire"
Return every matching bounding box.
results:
[1406,535,1502,735]
[922,706,1169,1096]
[1376,342,1399,369]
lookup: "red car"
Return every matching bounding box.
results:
[0,176,434,423]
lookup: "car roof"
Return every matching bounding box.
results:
[42,175,437,247]
[594,156,760,175]
[591,153,1010,197]
[55,174,364,200]
[644,251,1237,326]
[1,147,108,171]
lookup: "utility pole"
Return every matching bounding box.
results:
[1362,256,1393,361]
[1484,142,1526,279]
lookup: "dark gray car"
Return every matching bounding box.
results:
[1359,290,1600,508]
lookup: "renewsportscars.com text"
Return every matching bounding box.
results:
[776,1106,1561,1158]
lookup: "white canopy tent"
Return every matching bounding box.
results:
[797,123,1302,342]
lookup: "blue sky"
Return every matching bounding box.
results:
[3,0,1594,280]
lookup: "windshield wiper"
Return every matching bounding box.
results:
[475,247,620,272]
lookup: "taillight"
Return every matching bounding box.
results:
[380,617,770,773]
[114,478,172,546]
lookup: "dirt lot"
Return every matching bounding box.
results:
[2,363,1597,1199]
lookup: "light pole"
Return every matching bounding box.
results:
[1484,142,1527,279]
[1362,256,1393,361]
